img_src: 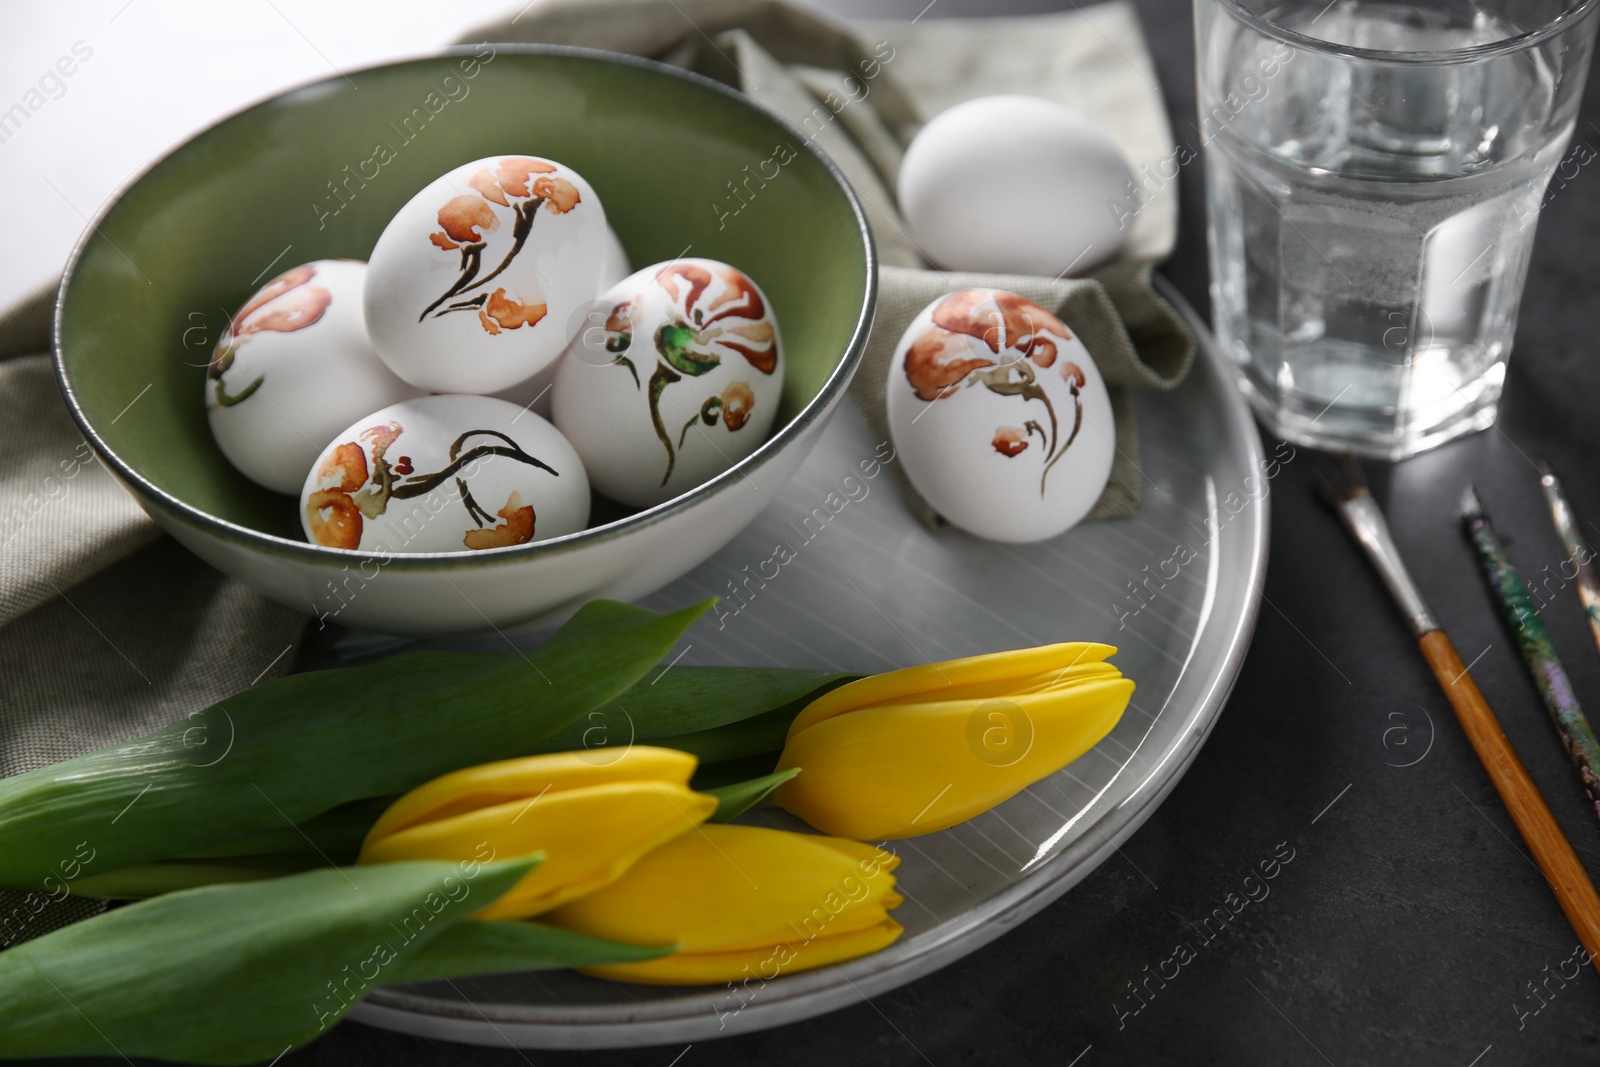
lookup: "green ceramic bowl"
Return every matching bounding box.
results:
[55,45,875,635]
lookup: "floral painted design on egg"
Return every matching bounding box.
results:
[602,261,779,485]
[304,419,556,552]
[420,157,582,334]
[207,264,332,407]
[366,156,607,395]
[205,260,424,496]
[902,290,1085,496]
[552,259,783,510]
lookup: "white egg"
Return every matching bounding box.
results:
[364,155,608,394]
[488,226,633,418]
[300,394,590,554]
[898,95,1135,277]
[885,289,1115,543]
[551,258,784,509]
[205,259,423,495]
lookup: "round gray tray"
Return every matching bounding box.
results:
[350,277,1269,1048]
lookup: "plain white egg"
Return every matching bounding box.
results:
[898,95,1135,277]
[300,394,590,554]
[205,259,423,495]
[885,288,1115,543]
[551,258,784,509]
[364,155,608,394]
[489,225,633,418]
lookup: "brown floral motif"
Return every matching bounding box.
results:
[720,381,756,432]
[303,421,560,551]
[420,157,581,334]
[992,426,1029,457]
[431,197,497,249]
[903,290,1086,496]
[305,426,395,550]
[462,491,536,550]
[208,264,332,408]
[478,287,547,335]
[604,262,779,486]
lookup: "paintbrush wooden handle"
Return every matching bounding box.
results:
[1419,629,1600,973]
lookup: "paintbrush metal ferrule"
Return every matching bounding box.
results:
[1535,460,1600,655]
[1335,490,1439,637]
[1318,458,1600,974]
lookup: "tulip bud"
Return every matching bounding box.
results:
[772,642,1133,840]
[358,746,716,920]
[543,824,903,984]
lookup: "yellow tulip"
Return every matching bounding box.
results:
[358,746,716,921]
[772,642,1134,840]
[542,824,903,984]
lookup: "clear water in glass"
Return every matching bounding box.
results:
[1202,0,1590,456]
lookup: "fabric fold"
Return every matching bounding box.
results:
[1,284,307,949]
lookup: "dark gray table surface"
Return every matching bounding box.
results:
[30,0,1600,1063]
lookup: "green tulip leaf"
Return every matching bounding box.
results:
[69,854,324,899]
[176,795,395,863]
[0,858,541,1064]
[689,751,783,791]
[164,668,851,899]
[0,599,710,889]
[532,667,856,756]
[666,705,800,764]
[387,919,675,982]
[705,767,800,823]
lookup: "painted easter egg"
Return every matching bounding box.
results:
[364,155,608,394]
[551,258,784,509]
[205,259,424,495]
[885,289,1115,543]
[300,394,590,554]
[898,95,1135,277]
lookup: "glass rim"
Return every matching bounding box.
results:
[1214,0,1600,63]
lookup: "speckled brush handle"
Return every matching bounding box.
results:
[1465,514,1600,824]
[1538,467,1600,658]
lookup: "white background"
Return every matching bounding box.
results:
[0,0,876,316]
[0,0,525,312]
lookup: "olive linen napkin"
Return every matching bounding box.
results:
[464,0,1195,524]
[0,286,308,945]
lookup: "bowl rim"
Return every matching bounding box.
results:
[52,43,878,573]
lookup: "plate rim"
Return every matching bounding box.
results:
[351,275,1269,1048]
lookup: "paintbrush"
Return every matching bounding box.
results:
[1535,459,1600,657]
[1460,485,1600,825]
[1317,455,1600,973]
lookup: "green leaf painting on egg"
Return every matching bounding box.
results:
[604,261,779,486]
[656,321,720,376]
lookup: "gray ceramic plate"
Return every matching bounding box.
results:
[348,278,1269,1048]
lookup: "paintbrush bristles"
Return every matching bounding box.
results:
[1314,453,1370,511]
[1459,484,1488,523]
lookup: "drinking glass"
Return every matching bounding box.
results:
[1195,0,1599,457]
